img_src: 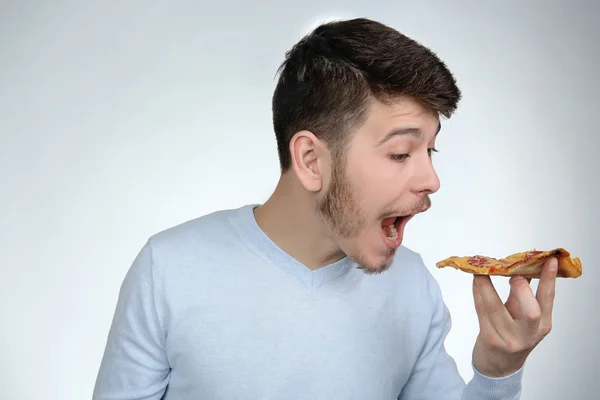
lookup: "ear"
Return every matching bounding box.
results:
[289,130,327,192]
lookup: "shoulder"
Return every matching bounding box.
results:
[151,204,249,245]
[141,204,253,269]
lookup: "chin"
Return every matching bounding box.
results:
[356,257,395,275]
[347,238,399,275]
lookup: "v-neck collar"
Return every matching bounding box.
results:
[234,204,355,291]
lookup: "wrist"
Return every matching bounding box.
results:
[474,360,524,378]
[472,337,529,378]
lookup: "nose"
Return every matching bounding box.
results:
[413,155,441,195]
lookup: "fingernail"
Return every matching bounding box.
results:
[549,258,558,272]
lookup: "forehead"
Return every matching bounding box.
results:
[354,96,440,143]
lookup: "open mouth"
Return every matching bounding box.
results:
[382,216,409,240]
[379,205,429,250]
[380,214,415,248]
[382,216,402,240]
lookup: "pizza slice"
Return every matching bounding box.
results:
[435,248,582,278]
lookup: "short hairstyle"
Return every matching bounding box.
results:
[272,18,461,172]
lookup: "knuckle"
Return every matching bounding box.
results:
[504,339,522,353]
[487,334,524,353]
[539,322,553,336]
[483,334,503,350]
[524,309,542,322]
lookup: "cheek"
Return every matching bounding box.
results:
[352,157,388,182]
[365,156,405,180]
[355,160,406,194]
[353,175,397,214]
[346,154,407,208]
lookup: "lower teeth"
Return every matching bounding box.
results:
[383,217,401,241]
[387,227,398,240]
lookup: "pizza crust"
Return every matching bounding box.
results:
[435,248,582,278]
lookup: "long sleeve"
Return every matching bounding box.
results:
[398,266,523,400]
[92,239,171,400]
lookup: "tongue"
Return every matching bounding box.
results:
[381,217,397,228]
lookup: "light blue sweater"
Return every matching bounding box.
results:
[93,204,523,399]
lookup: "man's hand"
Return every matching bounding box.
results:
[471,257,558,378]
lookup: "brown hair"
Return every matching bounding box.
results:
[272,18,461,172]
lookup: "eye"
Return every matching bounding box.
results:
[428,148,439,157]
[390,154,409,162]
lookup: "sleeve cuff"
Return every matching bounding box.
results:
[469,364,524,399]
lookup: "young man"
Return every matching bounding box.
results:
[93,18,557,400]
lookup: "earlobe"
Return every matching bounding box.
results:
[289,130,324,192]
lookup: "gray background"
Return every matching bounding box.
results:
[1,1,598,399]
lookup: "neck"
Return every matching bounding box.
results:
[253,174,346,270]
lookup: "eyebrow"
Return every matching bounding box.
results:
[377,122,442,146]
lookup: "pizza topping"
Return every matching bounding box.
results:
[516,250,544,265]
[468,255,489,266]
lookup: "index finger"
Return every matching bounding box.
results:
[536,257,558,323]
[473,274,514,333]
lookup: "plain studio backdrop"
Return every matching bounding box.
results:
[1,1,598,399]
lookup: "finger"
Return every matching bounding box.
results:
[473,275,514,335]
[536,258,558,331]
[505,277,533,319]
[508,275,541,332]
[473,277,502,338]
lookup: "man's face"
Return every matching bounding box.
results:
[315,96,441,274]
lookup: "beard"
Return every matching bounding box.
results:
[314,154,395,274]
[314,153,431,275]
[314,154,367,239]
